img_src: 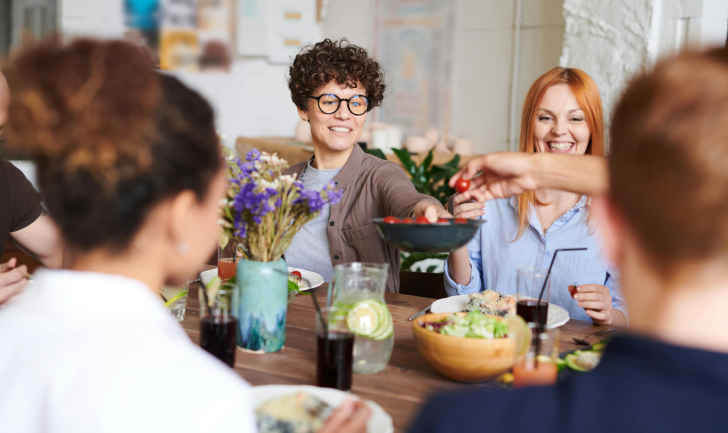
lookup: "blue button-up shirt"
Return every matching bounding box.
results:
[443,196,626,322]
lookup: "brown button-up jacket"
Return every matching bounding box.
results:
[283,145,442,292]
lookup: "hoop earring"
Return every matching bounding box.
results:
[176,242,189,255]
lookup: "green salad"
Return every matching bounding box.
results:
[423,311,509,339]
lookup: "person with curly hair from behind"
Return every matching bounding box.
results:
[283,38,450,293]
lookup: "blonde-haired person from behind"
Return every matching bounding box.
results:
[0,39,369,433]
[446,67,627,326]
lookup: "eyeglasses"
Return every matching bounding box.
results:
[309,93,370,116]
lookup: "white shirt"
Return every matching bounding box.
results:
[0,269,257,433]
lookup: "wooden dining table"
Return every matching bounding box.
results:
[181,269,618,433]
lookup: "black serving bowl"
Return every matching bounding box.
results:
[371,218,487,253]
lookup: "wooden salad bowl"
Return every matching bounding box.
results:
[412,312,516,382]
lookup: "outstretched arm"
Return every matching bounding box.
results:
[449,152,609,201]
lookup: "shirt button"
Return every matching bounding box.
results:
[329,221,335,226]
[560,218,565,222]
[334,255,340,260]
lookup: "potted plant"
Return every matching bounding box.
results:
[219,149,341,353]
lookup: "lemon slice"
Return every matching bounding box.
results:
[218,231,229,249]
[163,290,188,308]
[369,304,393,341]
[503,315,531,356]
[205,276,222,307]
[346,300,382,337]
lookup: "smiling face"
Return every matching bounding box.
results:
[533,84,591,155]
[299,80,368,154]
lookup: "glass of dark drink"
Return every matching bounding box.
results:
[315,307,354,391]
[516,268,550,327]
[199,282,239,367]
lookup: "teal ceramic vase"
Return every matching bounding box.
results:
[236,258,288,353]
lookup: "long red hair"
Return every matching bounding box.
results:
[514,67,605,240]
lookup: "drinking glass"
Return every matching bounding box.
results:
[217,236,239,280]
[513,324,560,388]
[331,262,393,375]
[199,282,239,367]
[516,267,550,327]
[315,306,354,391]
[161,283,189,322]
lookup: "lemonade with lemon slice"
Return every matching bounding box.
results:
[330,263,393,374]
[333,298,394,375]
[161,285,189,322]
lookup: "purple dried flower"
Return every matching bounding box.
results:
[246,149,261,162]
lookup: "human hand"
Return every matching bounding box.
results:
[452,193,485,219]
[448,152,538,202]
[570,284,615,325]
[319,400,371,433]
[0,258,29,304]
[412,200,452,223]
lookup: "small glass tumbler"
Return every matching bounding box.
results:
[315,306,354,391]
[217,236,238,281]
[161,283,189,322]
[513,324,560,388]
[199,282,239,367]
[516,267,550,327]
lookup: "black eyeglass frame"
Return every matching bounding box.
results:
[308,93,371,116]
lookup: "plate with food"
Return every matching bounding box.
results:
[200,267,324,290]
[253,385,393,433]
[430,290,570,329]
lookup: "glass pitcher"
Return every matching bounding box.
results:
[330,263,393,374]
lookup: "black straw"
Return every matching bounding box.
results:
[310,287,328,335]
[272,268,326,332]
[533,247,586,368]
[536,248,587,315]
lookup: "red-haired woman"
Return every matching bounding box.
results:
[445,68,627,326]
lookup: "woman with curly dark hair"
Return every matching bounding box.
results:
[284,38,449,292]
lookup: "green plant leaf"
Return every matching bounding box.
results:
[441,154,461,170]
[426,265,438,273]
[422,149,434,172]
[392,148,417,177]
[364,148,387,160]
[400,252,449,271]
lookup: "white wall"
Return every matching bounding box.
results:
[560,0,728,126]
[454,0,565,153]
[58,0,302,149]
[322,0,566,154]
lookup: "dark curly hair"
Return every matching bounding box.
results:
[288,38,385,111]
[6,39,221,252]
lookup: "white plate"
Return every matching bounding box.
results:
[252,385,393,433]
[430,294,570,329]
[199,267,324,290]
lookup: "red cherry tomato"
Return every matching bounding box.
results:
[290,270,302,279]
[402,217,414,223]
[455,178,471,194]
[454,218,468,223]
[437,218,449,223]
[415,216,430,224]
[383,216,400,224]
